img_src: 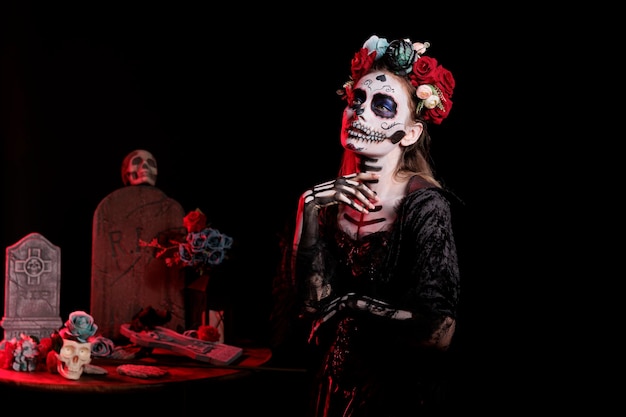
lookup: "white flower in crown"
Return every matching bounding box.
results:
[413,41,430,56]
[416,84,441,109]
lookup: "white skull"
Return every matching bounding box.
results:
[341,71,417,156]
[121,149,158,186]
[57,339,92,380]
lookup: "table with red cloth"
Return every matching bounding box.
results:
[0,346,274,413]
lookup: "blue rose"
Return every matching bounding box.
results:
[90,336,115,358]
[205,228,233,251]
[362,35,389,60]
[61,311,98,343]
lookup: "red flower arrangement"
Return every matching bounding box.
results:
[338,35,455,125]
[139,208,233,276]
[139,209,232,342]
[0,311,103,373]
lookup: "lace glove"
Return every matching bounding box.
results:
[307,293,414,343]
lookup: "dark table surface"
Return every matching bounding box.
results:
[0,346,272,393]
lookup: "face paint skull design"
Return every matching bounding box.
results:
[121,149,158,186]
[341,71,414,155]
[57,339,92,380]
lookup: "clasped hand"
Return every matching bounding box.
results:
[307,293,403,343]
[303,172,380,213]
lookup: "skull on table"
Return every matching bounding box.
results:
[56,339,92,380]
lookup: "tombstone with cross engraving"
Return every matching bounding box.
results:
[1,233,63,340]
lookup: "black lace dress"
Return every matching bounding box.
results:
[271,178,461,417]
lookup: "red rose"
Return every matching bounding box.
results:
[410,57,455,98]
[422,97,453,125]
[1,341,15,369]
[409,56,455,125]
[351,48,376,82]
[197,325,221,342]
[0,351,9,369]
[36,337,54,371]
[436,66,455,97]
[46,350,59,373]
[38,337,53,351]
[183,209,207,233]
[409,56,441,85]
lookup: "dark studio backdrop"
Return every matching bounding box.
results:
[1,1,551,406]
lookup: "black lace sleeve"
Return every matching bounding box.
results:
[386,187,461,328]
[269,219,312,365]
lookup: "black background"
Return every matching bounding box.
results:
[1,1,484,333]
[2,1,599,409]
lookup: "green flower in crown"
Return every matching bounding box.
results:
[383,39,417,75]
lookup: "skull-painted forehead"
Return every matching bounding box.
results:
[121,149,158,186]
[351,73,399,119]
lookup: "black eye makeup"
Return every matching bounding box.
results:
[371,94,397,119]
[350,89,366,110]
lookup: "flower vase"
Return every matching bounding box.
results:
[205,309,225,344]
[184,269,225,343]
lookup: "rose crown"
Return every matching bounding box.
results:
[338,35,455,125]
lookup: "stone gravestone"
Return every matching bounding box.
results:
[1,233,63,341]
[91,186,186,341]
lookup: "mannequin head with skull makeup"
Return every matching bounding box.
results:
[281,35,460,416]
[121,149,158,186]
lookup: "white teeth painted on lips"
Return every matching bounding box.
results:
[349,121,386,142]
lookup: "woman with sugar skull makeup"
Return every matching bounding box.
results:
[271,35,461,416]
